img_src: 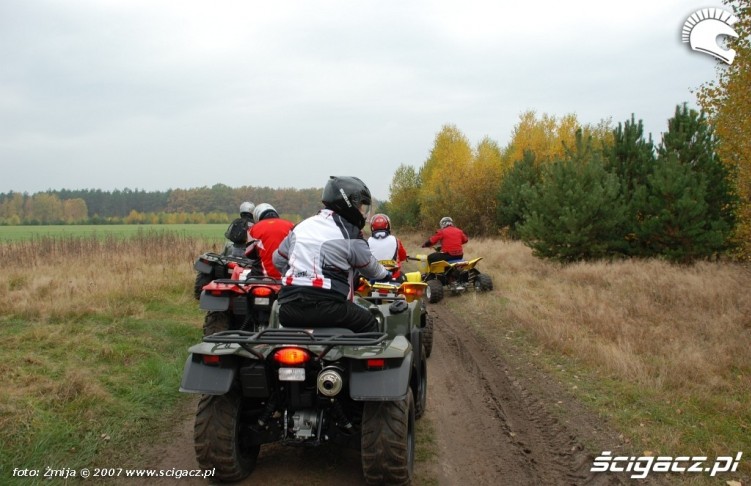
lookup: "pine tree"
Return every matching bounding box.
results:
[496,150,541,239]
[625,104,739,262]
[518,132,628,262]
[603,115,657,256]
[658,104,737,248]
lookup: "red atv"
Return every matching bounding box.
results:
[197,257,282,336]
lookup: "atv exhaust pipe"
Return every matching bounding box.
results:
[317,367,344,397]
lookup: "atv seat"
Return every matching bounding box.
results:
[308,327,354,336]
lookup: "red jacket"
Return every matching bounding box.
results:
[427,226,468,256]
[248,218,295,279]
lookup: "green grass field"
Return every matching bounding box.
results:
[0,224,228,242]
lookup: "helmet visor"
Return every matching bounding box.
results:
[359,203,371,220]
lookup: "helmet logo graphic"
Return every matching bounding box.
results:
[682,8,739,65]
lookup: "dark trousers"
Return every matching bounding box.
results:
[279,299,378,333]
[427,251,463,264]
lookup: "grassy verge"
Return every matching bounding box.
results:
[0,233,208,484]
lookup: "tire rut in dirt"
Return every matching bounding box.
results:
[429,304,628,485]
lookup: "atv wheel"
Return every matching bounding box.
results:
[203,311,231,336]
[476,273,494,291]
[426,279,444,303]
[361,390,415,486]
[194,389,259,482]
[415,345,428,419]
[194,272,213,300]
[422,312,434,358]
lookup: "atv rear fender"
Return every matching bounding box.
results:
[349,350,413,401]
[179,351,237,395]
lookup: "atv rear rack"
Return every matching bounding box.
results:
[203,329,388,360]
[210,276,282,285]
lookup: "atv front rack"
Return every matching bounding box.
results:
[203,329,388,360]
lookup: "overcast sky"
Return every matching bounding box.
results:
[0,0,729,200]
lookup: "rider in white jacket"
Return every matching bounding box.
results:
[367,213,408,280]
[273,176,390,333]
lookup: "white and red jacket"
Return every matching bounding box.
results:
[273,209,388,302]
[368,232,408,278]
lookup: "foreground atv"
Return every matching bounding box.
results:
[197,258,281,336]
[180,280,429,484]
[411,252,493,303]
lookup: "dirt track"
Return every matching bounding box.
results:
[138,303,645,485]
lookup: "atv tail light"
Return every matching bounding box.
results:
[210,290,224,296]
[202,354,221,366]
[274,347,311,366]
[252,286,274,297]
[366,359,385,370]
[402,284,424,297]
[227,262,238,269]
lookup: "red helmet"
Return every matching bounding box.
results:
[370,213,391,233]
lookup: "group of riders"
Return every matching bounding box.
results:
[223,176,469,334]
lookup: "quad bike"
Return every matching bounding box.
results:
[410,250,493,304]
[361,265,434,358]
[196,255,282,336]
[179,279,429,484]
[193,251,250,300]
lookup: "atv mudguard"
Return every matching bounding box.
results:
[179,351,237,395]
[199,292,230,311]
[349,350,413,401]
[194,259,213,274]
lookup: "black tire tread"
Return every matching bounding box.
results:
[194,390,258,482]
[203,311,231,336]
[426,279,444,303]
[361,391,415,485]
[476,273,493,291]
[422,314,434,358]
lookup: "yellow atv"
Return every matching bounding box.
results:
[410,253,493,303]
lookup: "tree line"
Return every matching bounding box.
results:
[0,185,324,225]
[384,105,741,264]
[384,0,749,263]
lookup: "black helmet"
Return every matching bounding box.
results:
[322,176,372,229]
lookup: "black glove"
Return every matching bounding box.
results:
[421,240,431,248]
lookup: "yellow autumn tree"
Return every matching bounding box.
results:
[697,0,751,259]
[464,137,503,234]
[501,111,612,167]
[387,164,421,229]
[418,124,474,231]
[62,198,88,223]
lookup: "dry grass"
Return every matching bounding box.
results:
[404,233,750,474]
[0,233,220,477]
[459,238,751,396]
[0,233,221,321]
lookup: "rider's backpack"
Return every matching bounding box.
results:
[225,217,249,245]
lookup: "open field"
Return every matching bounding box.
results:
[0,231,749,484]
[0,224,228,242]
